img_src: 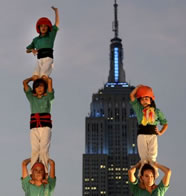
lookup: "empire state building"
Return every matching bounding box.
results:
[82,1,139,196]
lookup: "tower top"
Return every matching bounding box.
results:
[107,0,127,86]
[112,0,119,38]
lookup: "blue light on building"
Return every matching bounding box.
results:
[105,82,129,88]
[114,47,119,82]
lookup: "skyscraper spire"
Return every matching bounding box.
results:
[107,0,126,84]
[112,0,119,38]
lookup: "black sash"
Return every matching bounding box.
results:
[37,48,53,59]
[137,124,156,135]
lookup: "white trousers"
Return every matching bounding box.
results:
[137,134,158,162]
[33,57,54,77]
[30,127,52,173]
[137,134,159,178]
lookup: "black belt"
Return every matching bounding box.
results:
[37,48,53,59]
[137,124,156,135]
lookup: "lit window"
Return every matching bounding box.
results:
[100,165,106,169]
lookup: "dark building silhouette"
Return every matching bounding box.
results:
[82,1,139,196]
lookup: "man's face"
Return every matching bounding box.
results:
[32,166,45,181]
[140,96,151,108]
[141,169,155,187]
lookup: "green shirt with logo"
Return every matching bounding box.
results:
[130,99,167,125]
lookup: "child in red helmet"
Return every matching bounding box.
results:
[26,6,59,78]
[21,158,56,196]
[130,85,168,178]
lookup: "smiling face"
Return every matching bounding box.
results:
[141,169,155,187]
[39,24,49,35]
[32,166,45,181]
[140,96,151,108]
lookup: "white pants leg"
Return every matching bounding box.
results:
[30,128,40,170]
[147,135,158,162]
[137,135,148,161]
[39,127,51,173]
[33,57,54,77]
[137,134,158,177]
[30,127,52,173]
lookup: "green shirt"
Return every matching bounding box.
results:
[21,176,56,196]
[130,99,167,125]
[129,180,169,196]
[24,86,54,114]
[26,25,59,50]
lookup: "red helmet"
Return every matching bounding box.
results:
[136,85,155,100]
[36,17,52,33]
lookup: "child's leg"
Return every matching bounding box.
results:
[33,60,41,77]
[137,135,148,161]
[30,128,40,170]
[40,57,54,77]
[147,135,159,178]
[39,127,52,173]
[147,135,158,162]
[137,135,149,177]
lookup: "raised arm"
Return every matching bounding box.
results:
[41,76,53,93]
[23,76,39,91]
[48,159,55,178]
[52,6,59,27]
[130,85,143,102]
[128,162,141,183]
[22,158,31,179]
[154,162,171,186]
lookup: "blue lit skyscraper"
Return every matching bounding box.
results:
[82,1,139,196]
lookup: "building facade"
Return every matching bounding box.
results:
[83,1,139,196]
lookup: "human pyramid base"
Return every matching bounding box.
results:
[128,85,171,195]
[21,6,59,196]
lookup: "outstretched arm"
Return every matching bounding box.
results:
[130,85,143,102]
[128,162,141,183]
[22,158,31,179]
[52,6,59,27]
[154,162,171,186]
[48,159,55,178]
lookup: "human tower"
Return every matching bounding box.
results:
[21,7,59,196]
[128,85,172,195]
